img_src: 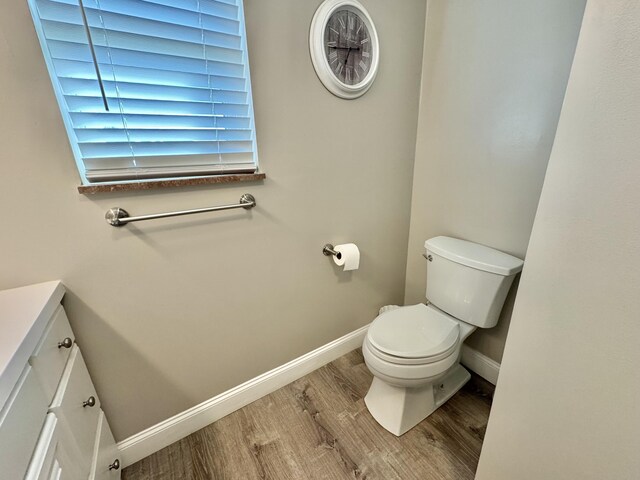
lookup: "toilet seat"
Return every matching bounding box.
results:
[362,337,459,386]
[366,304,460,365]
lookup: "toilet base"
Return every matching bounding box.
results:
[364,364,471,436]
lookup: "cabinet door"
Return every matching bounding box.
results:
[30,305,75,400]
[50,345,101,477]
[90,410,121,480]
[25,413,84,480]
[0,365,48,480]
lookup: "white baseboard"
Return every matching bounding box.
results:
[461,345,501,385]
[118,327,499,467]
[117,324,369,468]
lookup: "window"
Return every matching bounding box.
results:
[28,0,258,185]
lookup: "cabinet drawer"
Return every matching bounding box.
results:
[51,344,101,475]
[0,365,48,480]
[30,305,75,400]
[90,410,121,480]
[25,413,84,480]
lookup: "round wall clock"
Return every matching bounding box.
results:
[309,0,380,99]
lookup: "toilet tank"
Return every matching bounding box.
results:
[424,237,524,328]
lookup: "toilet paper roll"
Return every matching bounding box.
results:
[333,243,360,271]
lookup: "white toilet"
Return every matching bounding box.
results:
[363,236,523,436]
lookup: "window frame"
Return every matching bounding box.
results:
[27,0,261,191]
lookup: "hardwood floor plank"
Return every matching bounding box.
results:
[123,349,494,480]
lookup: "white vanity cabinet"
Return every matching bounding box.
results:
[0,281,121,479]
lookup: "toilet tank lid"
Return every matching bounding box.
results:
[425,237,524,276]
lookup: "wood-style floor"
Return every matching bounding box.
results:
[122,349,494,480]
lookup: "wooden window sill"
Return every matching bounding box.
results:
[78,173,266,194]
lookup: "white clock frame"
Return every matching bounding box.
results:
[309,0,380,99]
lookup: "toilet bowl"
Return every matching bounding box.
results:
[362,303,476,435]
[363,237,523,436]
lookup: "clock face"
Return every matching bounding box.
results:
[309,0,379,99]
[323,9,372,86]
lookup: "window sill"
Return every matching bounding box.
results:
[78,173,266,195]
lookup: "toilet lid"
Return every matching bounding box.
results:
[368,304,460,359]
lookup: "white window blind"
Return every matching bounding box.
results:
[28,0,258,184]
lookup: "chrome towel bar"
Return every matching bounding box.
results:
[105,193,256,227]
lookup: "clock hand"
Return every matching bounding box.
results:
[345,46,352,68]
[328,46,361,50]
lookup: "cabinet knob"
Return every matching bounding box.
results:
[82,396,96,408]
[58,337,73,349]
[109,459,120,471]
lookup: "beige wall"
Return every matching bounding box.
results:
[0,0,426,440]
[476,1,640,478]
[404,0,585,362]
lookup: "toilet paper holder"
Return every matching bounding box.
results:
[322,244,342,260]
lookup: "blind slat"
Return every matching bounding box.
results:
[44,31,244,67]
[85,152,254,171]
[46,0,240,16]
[65,94,249,114]
[75,128,252,143]
[49,43,246,77]
[54,60,246,89]
[85,162,255,183]
[70,112,252,129]
[60,77,247,101]
[37,2,242,48]
[43,0,241,31]
[80,140,253,159]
